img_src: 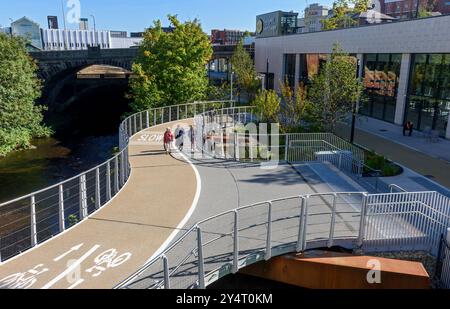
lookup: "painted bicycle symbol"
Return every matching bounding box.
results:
[86,249,132,277]
[0,264,49,289]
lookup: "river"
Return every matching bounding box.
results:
[0,134,119,204]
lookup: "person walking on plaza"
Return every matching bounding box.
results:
[164,127,174,154]
[403,121,414,137]
[175,125,185,151]
[189,125,195,153]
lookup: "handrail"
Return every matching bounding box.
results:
[0,100,236,262]
[389,184,407,193]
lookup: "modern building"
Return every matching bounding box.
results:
[380,0,450,19]
[41,29,111,50]
[255,14,450,138]
[256,11,299,38]
[79,18,89,31]
[110,36,143,48]
[11,17,42,49]
[211,29,254,45]
[298,3,331,33]
[110,31,128,38]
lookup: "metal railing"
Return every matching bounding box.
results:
[436,233,450,289]
[116,190,450,289]
[0,100,235,263]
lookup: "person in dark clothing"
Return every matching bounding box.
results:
[403,121,414,136]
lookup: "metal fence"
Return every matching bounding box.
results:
[436,233,450,289]
[0,100,235,263]
[116,190,450,289]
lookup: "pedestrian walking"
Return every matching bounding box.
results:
[175,125,185,151]
[189,125,195,153]
[164,127,174,154]
[403,121,414,137]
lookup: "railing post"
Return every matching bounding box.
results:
[285,134,289,162]
[146,110,150,128]
[106,161,112,200]
[358,193,369,247]
[120,151,125,187]
[114,156,120,194]
[338,153,342,170]
[95,168,101,209]
[30,195,37,247]
[233,210,239,274]
[79,175,88,220]
[154,110,157,126]
[162,255,170,289]
[134,115,137,134]
[296,196,306,252]
[169,107,172,122]
[265,202,273,261]
[59,185,65,232]
[161,107,164,124]
[235,133,240,161]
[177,106,180,120]
[328,194,337,248]
[197,226,205,289]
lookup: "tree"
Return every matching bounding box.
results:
[231,41,259,102]
[322,0,369,30]
[308,44,364,132]
[280,79,315,131]
[0,33,50,156]
[129,15,213,111]
[252,90,281,123]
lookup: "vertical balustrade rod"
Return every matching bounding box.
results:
[265,202,273,261]
[120,152,125,187]
[106,161,112,200]
[162,255,170,289]
[79,175,88,220]
[197,226,205,289]
[169,107,172,122]
[154,110,157,126]
[296,197,306,252]
[114,157,120,194]
[233,210,239,274]
[301,196,309,251]
[358,193,368,247]
[134,115,137,134]
[161,108,164,124]
[285,134,289,162]
[146,110,150,128]
[328,194,337,248]
[177,106,180,120]
[95,168,101,209]
[59,185,65,232]
[30,195,37,247]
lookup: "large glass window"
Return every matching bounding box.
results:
[406,54,450,137]
[360,53,401,123]
[283,54,296,88]
[298,54,328,85]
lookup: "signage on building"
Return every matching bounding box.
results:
[47,16,59,29]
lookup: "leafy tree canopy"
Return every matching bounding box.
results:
[0,33,50,156]
[129,15,213,111]
[231,41,259,101]
[322,0,370,30]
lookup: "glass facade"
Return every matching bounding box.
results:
[298,54,328,85]
[283,54,297,88]
[360,54,402,123]
[406,54,450,137]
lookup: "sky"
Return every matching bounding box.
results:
[0,0,334,34]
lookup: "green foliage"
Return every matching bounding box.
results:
[365,151,402,177]
[308,44,363,132]
[129,15,213,112]
[68,214,79,227]
[279,80,317,132]
[0,33,51,157]
[252,90,281,123]
[231,41,259,101]
[322,0,369,30]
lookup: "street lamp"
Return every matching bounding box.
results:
[90,14,96,32]
[350,58,362,144]
[230,71,235,102]
[90,14,97,47]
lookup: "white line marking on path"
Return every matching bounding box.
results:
[41,245,100,289]
[53,243,84,262]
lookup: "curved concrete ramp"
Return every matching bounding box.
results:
[240,250,430,289]
[0,121,197,289]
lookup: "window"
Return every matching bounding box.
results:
[360,54,402,123]
[298,53,328,85]
[283,54,297,88]
[406,54,450,137]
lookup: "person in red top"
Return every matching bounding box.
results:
[163,128,174,154]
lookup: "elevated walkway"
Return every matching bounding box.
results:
[0,121,197,289]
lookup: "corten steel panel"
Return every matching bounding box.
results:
[240,251,430,289]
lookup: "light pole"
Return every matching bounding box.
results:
[90,14,97,47]
[8,18,13,38]
[230,71,234,102]
[350,58,361,144]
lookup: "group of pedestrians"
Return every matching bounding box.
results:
[163,125,195,154]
